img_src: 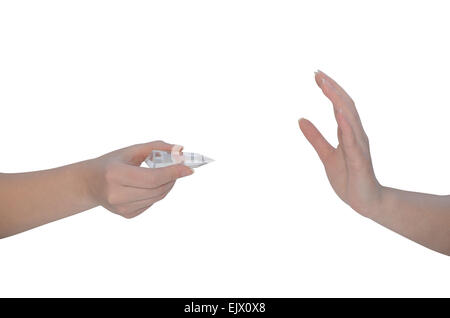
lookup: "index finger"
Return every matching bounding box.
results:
[121,164,194,188]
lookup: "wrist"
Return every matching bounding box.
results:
[363,183,389,221]
[354,177,385,220]
[74,159,100,209]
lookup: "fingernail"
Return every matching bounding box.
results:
[181,167,194,177]
[172,144,183,153]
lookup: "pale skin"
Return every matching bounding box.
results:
[2,74,450,257]
[0,141,193,238]
[299,70,450,256]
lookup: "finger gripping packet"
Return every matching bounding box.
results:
[145,150,214,168]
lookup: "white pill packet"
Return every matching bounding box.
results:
[145,150,214,168]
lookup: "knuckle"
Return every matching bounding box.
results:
[105,191,120,206]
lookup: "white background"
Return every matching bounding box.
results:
[1,0,449,297]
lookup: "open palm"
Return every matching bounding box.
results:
[299,71,383,217]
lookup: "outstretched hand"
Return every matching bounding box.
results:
[299,71,383,217]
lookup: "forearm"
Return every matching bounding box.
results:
[369,186,450,255]
[0,160,97,238]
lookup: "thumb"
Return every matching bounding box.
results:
[125,140,182,165]
[298,118,334,164]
